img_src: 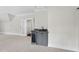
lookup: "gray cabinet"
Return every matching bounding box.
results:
[35,31,48,46]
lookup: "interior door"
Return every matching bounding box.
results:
[27,19,32,35]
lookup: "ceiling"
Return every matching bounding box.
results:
[0,6,48,15]
[0,6,35,15]
[0,6,48,21]
[0,6,77,22]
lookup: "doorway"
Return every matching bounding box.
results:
[26,18,34,36]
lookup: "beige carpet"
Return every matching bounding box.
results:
[0,34,74,52]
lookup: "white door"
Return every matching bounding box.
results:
[27,19,32,34]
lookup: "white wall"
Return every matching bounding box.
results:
[9,16,25,35]
[74,9,79,50]
[0,16,26,36]
[34,10,48,29]
[48,7,78,51]
[0,13,34,36]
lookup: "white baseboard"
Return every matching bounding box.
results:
[0,32,26,36]
[48,44,79,52]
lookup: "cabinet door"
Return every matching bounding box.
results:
[35,32,48,46]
